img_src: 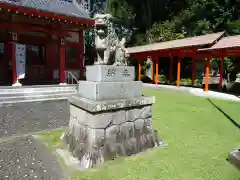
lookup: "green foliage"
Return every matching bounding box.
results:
[104,0,239,75]
[226,20,240,35]
[210,57,234,73]
[224,58,234,72]
[132,33,148,46]
[143,60,151,70]
[105,0,239,42]
[84,29,95,48]
[158,74,167,83]
[146,22,185,43]
[107,0,135,22]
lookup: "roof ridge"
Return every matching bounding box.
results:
[154,31,225,45]
[127,31,226,54]
[221,34,240,39]
[127,31,225,49]
[199,34,240,52]
[0,0,91,19]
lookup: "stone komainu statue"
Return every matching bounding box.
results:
[94,13,129,66]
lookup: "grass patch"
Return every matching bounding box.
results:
[0,137,13,143]
[37,129,65,150]
[39,89,240,180]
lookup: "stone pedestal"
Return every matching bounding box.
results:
[65,65,159,170]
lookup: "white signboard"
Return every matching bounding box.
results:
[15,44,26,79]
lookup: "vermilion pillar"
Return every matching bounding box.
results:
[192,55,196,86]
[169,56,173,83]
[11,32,18,86]
[155,55,159,86]
[219,56,224,89]
[4,42,11,83]
[177,56,181,87]
[205,57,210,92]
[59,38,66,84]
[78,30,84,80]
[152,57,155,84]
[138,57,141,81]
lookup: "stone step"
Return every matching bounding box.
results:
[0,92,76,104]
[0,92,76,101]
[0,89,76,97]
[0,85,77,94]
[0,84,78,104]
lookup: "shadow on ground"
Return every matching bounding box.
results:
[207,98,240,129]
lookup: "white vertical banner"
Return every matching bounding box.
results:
[15,43,26,79]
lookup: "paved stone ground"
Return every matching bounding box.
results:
[0,136,67,180]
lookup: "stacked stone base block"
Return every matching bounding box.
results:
[65,65,159,170]
[65,95,159,169]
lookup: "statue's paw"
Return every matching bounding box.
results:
[95,61,107,65]
[113,62,121,66]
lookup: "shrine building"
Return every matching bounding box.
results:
[127,32,240,92]
[0,0,94,86]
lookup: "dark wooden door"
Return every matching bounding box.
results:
[0,42,12,85]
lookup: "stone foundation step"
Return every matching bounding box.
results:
[0,92,76,104]
[0,90,76,98]
[0,84,77,94]
[0,85,78,104]
[0,93,76,104]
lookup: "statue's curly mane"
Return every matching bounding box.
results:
[94,14,130,65]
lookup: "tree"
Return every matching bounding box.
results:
[226,20,240,35]
[107,0,135,22]
[146,22,185,43]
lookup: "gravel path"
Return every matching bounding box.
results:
[0,136,66,180]
[0,99,69,138]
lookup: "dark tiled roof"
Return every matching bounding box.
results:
[0,0,90,19]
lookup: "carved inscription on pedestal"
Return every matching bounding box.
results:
[118,84,126,97]
[122,69,130,77]
[106,68,116,77]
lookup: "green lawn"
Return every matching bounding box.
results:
[39,89,240,180]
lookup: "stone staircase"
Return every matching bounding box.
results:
[0,84,77,104]
[0,84,78,138]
